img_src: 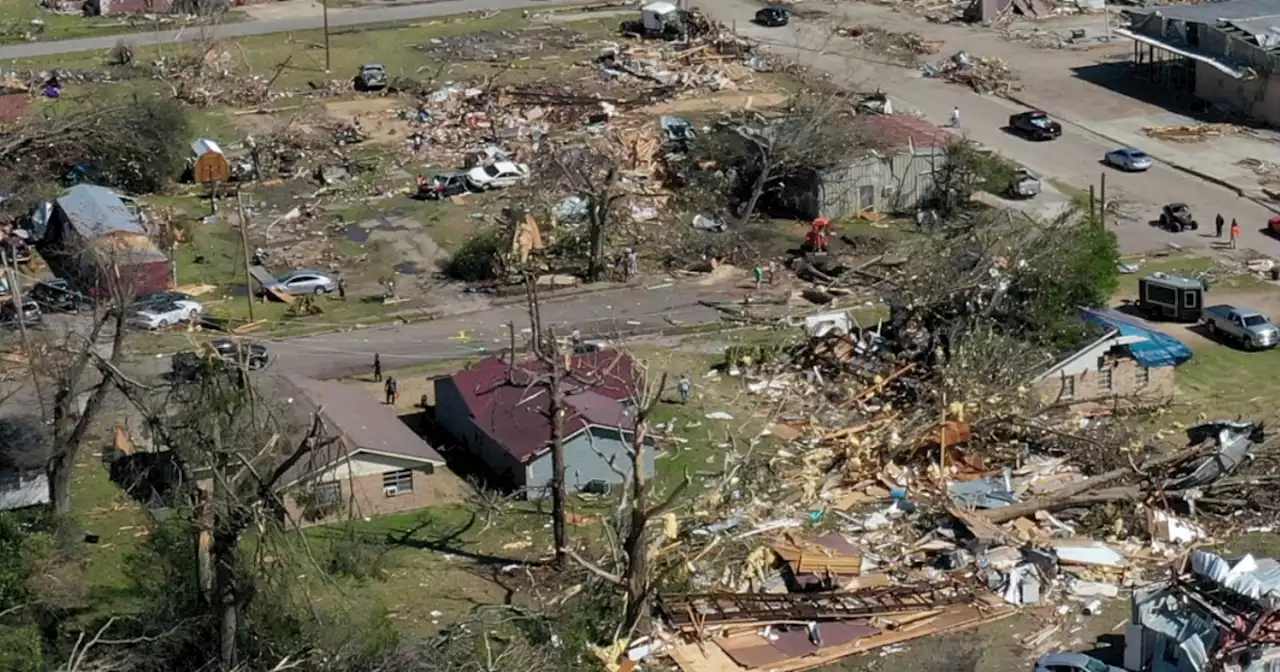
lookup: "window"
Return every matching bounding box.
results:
[1083,660,1110,672]
[383,469,413,496]
[312,482,341,506]
[1061,376,1075,399]
[1098,366,1113,393]
[1184,290,1198,309]
[1135,366,1150,388]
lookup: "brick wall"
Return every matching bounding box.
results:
[285,466,438,528]
[1037,357,1175,411]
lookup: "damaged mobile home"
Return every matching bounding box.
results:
[1129,549,1280,672]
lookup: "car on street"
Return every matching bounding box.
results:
[1007,110,1062,140]
[417,172,471,200]
[1033,652,1122,672]
[1158,202,1198,232]
[1104,147,1153,172]
[28,278,90,313]
[0,300,41,328]
[754,6,789,26]
[261,269,339,296]
[355,63,387,91]
[129,299,203,330]
[172,338,270,379]
[465,161,530,191]
[1202,304,1280,350]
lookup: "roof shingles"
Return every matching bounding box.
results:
[446,350,642,463]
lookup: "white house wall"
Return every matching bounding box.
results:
[311,453,431,482]
[0,471,49,511]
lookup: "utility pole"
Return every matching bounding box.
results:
[235,193,255,322]
[1103,0,1111,41]
[322,0,331,72]
[1099,173,1107,229]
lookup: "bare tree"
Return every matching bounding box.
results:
[93,354,335,670]
[523,277,569,569]
[564,360,690,638]
[535,141,629,283]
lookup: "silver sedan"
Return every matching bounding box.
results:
[264,269,339,295]
[1104,147,1153,172]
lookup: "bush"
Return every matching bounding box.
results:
[443,230,504,282]
[81,97,191,194]
[325,528,391,582]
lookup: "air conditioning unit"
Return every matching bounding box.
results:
[383,486,397,497]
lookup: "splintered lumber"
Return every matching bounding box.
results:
[666,598,1015,672]
[771,533,864,575]
[113,425,135,456]
[231,319,266,334]
[853,363,916,404]
[658,586,975,631]
[979,444,1205,524]
[248,265,296,304]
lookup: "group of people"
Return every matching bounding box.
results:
[1215,214,1242,249]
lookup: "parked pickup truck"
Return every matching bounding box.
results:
[1203,305,1280,350]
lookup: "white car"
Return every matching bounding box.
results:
[1104,147,1153,172]
[1034,652,1122,672]
[465,161,530,191]
[129,299,203,330]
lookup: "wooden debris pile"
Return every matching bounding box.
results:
[923,51,1022,94]
[1142,122,1245,143]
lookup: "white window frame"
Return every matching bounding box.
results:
[1098,366,1113,393]
[383,469,413,496]
[312,481,341,506]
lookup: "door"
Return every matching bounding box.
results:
[858,185,875,210]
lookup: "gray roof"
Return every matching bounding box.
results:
[1129,0,1280,23]
[55,185,145,238]
[285,375,444,466]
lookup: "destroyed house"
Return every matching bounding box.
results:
[771,114,950,220]
[35,184,170,296]
[433,350,658,498]
[1033,309,1187,408]
[1120,0,1280,127]
[1128,549,1280,672]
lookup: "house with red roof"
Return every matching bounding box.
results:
[433,349,658,498]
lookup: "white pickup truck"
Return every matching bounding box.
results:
[1203,304,1280,350]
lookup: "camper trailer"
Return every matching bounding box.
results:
[1137,272,1205,322]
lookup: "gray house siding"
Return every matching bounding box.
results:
[432,379,526,488]
[523,426,659,500]
[813,150,945,220]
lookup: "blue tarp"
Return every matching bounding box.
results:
[1082,308,1193,368]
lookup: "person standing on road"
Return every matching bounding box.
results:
[677,375,692,404]
[1231,219,1241,249]
[384,377,398,405]
[949,106,960,128]
[1216,213,1225,238]
[373,353,382,382]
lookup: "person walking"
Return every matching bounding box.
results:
[373,353,382,382]
[337,276,347,300]
[384,376,398,405]
[1231,219,1241,249]
[949,106,960,128]
[627,248,639,280]
[1216,213,1225,239]
[677,375,692,404]
[753,265,764,291]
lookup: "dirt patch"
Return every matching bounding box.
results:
[356,216,450,277]
[323,97,415,147]
[639,90,789,116]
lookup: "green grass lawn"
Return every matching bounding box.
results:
[1115,253,1266,299]
[0,6,245,45]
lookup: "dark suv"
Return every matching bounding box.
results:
[171,339,270,380]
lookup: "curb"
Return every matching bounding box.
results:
[1002,92,1280,217]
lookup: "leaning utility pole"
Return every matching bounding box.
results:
[322,0,331,72]
[235,193,255,322]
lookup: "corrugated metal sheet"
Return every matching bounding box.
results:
[56,184,146,238]
[1081,309,1192,368]
[1191,549,1280,607]
[816,150,945,219]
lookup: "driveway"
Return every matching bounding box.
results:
[691,0,1280,258]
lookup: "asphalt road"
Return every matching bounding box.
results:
[0,0,595,59]
[692,0,1280,258]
